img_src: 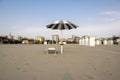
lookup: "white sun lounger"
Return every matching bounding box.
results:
[46,47,57,55]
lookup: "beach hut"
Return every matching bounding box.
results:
[103,39,108,45]
[44,41,47,45]
[79,38,82,45]
[95,39,102,45]
[81,38,85,45]
[89,37,95,46]
[108,40,113,45]
[85,37,89,46]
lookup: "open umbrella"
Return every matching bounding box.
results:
[47,20,78,30]
[47,20,78,53]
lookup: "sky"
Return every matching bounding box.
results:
[0,0,120,39]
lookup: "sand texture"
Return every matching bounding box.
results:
[0,44,120,80]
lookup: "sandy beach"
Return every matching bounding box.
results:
[0,44,120,80]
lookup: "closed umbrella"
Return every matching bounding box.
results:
[47,20,78,53]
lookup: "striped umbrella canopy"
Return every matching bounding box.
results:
[47,20,78,30]
[47,20,78,53]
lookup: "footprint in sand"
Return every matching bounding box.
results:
[16,66,27,72]
[63,72,73,80]
[85,74,95,80]
[109,73,113,76]
[16,67,21,70]
[106,70,113,76]
[33,76,37,80]
[94,67,97,71]
[22,69,27,72]
[24,63,30,66]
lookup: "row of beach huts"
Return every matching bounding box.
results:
[79,36,114,47]
[52,35,118,46]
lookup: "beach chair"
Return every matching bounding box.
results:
[46,47,57,55]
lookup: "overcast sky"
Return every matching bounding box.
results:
[0,0,120,39]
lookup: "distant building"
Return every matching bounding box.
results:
[59,38,66,42]
[112,35,120,44]
[116,38,120,44]
[34,36,45,43]
[74,36,80,43]
[22,38,34,44]
[59,38,66,44]
[0,36,9,44]
[8,33,13,40]
[72,35,76,40]
[52,35,59,44]
[71,35,80,43]
[0,35,23,44]
[67,38,74,43]
[13,36,22,41]
[82,35,90,39]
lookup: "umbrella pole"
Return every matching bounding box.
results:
[61,45,63,54]
[60,30,63,54]
[61,30,62,34]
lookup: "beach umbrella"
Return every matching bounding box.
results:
[47,20,79,53]
[47,20,78,30]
